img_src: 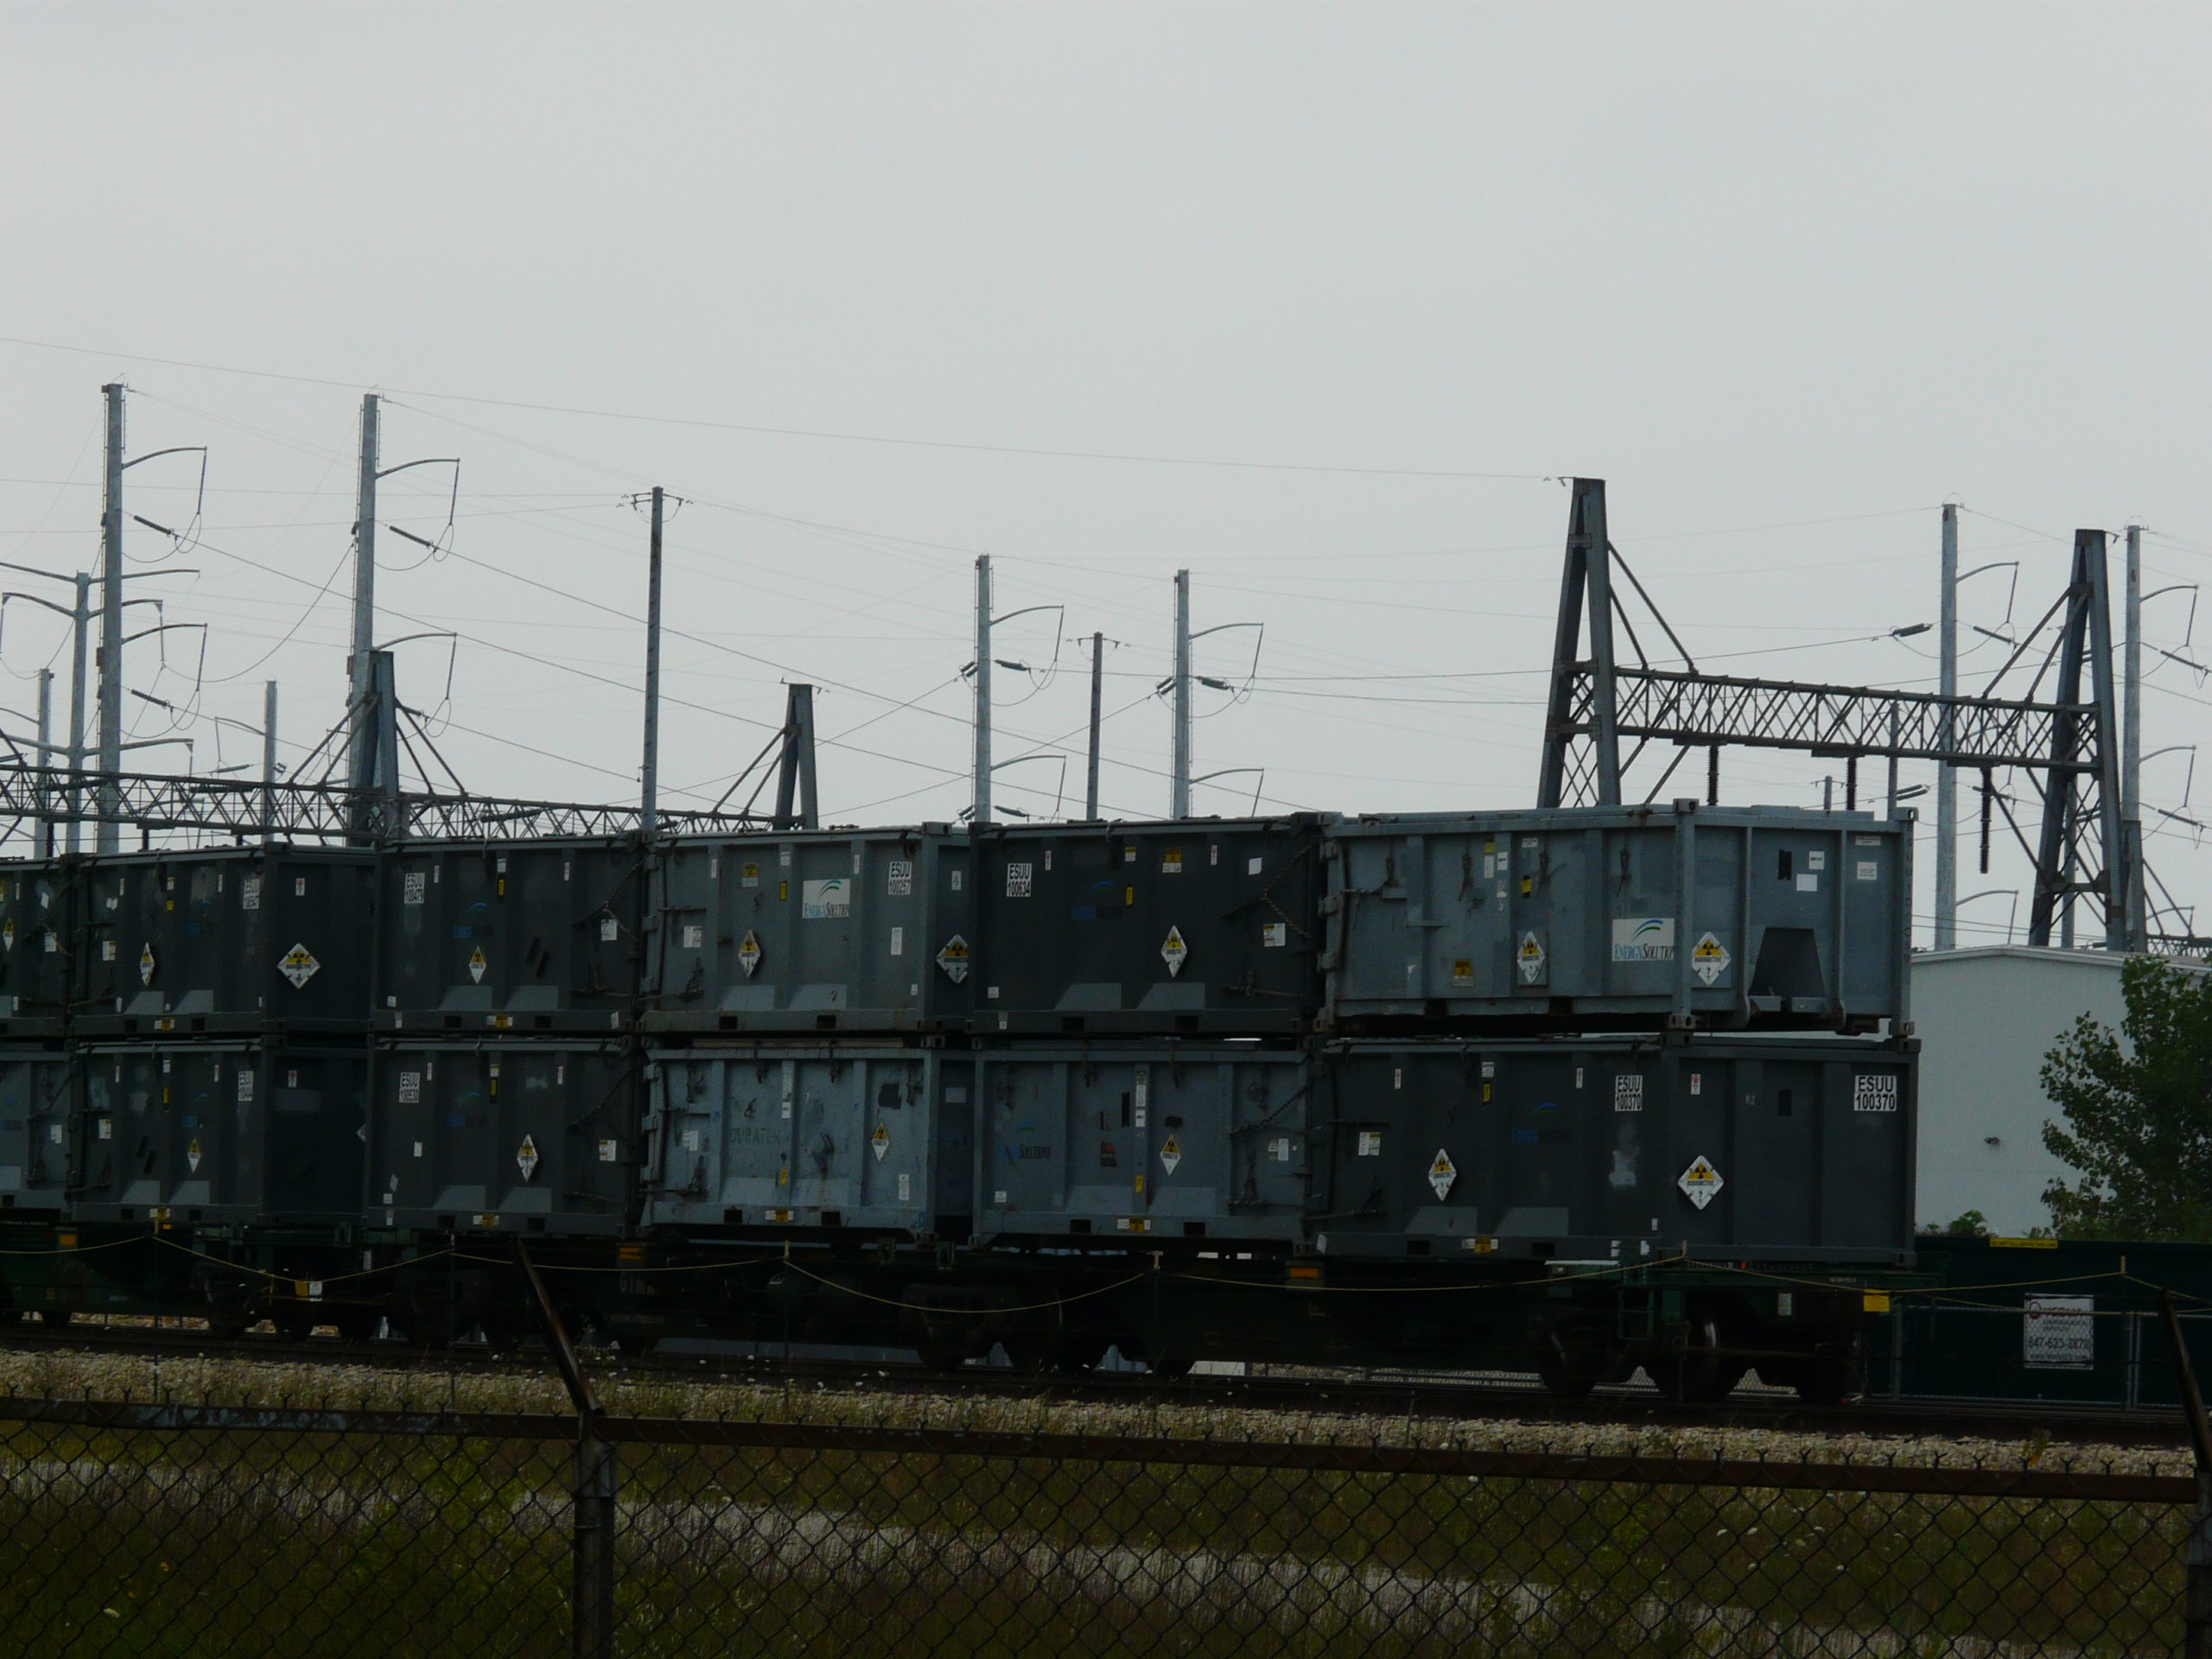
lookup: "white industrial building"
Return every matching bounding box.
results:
[1908,946,2132,1237]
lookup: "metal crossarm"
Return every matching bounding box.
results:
[0,760,766,842]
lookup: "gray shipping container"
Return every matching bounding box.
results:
[974,1044,1311,1243]
[0,861,73,1035]
[1310,1036,1916,1265]
[0,1045,72,1213]
[378,840,643,1033]
[968,817,1326,1036]
[371,1040,637,1236]
[641,1045,974,1236]
[642,829,973,1034]
[72,1041,366,1224]
[1325,804,1911,1032]
[73,848,378,1036]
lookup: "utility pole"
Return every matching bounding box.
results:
[2124,522,2145,950]
[67,571,89,855]
[639,486,664,838]
[1171,570,1192,818]
[34,669,51,859]
[347,393,381,800]
[262,679,279,847]
[971,555,992,825]
[1935,502,1959,951]
[96,383,125,853]
[1085,631,1103,822]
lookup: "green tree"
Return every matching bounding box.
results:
[2041,954,2212,1240]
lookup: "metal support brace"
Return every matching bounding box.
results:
[2163,1292,2212,1659]
[519,1243,615,1659]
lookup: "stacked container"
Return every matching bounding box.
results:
[637,827,977,1242]
[64,848,374,1225]
[367,837,645,1239]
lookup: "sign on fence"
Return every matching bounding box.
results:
[2024,1294,2095,1370]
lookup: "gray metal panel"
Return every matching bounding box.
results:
[370,1039,635,1236]
[642,829,973,1034]
[1313,1035,1916,1265]
[377,840,643,1033]
[72,1042,365,1224]
[1323,805,1910,1032]
[71,849,378,1035]
[973,1044,1310,1243]
[969,818,1325,1036]
[0,1045,71,1212]
[0,862,73,1033]
[640,1046,971,1236]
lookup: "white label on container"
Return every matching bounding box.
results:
[682,925,704,950]
[887,860,913,896]
[1796,873,1819,893]
[1427,1148,1457,1199]
[1610,918,1675,962]
[779,847,792,867]
[600,916,620,942]
[1133,1067,1148,1128]
[994,1190,1007,1205]
[1614,1076,1643,1112]
[295,877,307,896]
[1269,1136,1290,1162]
[1357,1131,1382,1157]
[1677,1155,1724,1210]
[898,1172,911,1201]
[598,1140,619,1163]
[1247,856,1262,876]
[681,1128,701,1153]
[101,940,116,962]
[1262,922,1287,948]
[950,870,963,892]
[98,1118,112,1141]
[741,863,760,889]
[889,926,905,957]
[1481,1060,1496,1078]
[1808,850,1826,872]
[2024,1295,2094,1370]
[802,879,851,919]
[398,1072,422,1104]
[1689,1072,1702,1096]
[1853,1074,1899,1113]
[1856,861,1878,882]
[241,877,262,911]
[1161,848,1183,874]
[238,1071,254,1103]
[1005,863,1033,899]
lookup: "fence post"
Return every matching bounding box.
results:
[2158,1292,2212,1659]
[519,1243,616,1659]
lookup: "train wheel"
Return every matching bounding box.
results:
[1147,1356,1193,1380]
[1789,1357,1863,1407]
[1650,1316,1747,1404]
[1534,1349,1602,1401]
[271,1308,315,1343]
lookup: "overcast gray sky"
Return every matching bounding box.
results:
[3,3,2206,946]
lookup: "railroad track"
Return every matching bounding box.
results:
[0,1324,2182,1448]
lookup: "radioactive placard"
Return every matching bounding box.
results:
[1159,1135,1182,1175]
[737,931,763,978]
[139,944,157,986]
[1427,1147,1458,1199]
[1677,1154,1724,1211]
[1160,927,1189,977]
[935,934,970,983]
[277,944,321,990]
[1516,931,1547,985]
[467,945,487,985]
[517,1135,541,1180]
[871,1122,890,1161]
[187,1137,203,1173]
[1690,931,1731,987]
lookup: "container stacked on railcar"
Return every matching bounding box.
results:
[366,837,645,1245]
[66,848,374,1232]
[636,827,978,1244]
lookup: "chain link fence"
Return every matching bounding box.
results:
[0,1388,2195,1658]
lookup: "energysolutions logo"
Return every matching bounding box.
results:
[1610,917,1676,962]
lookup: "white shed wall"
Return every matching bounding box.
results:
[1908,947,2126,1236]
